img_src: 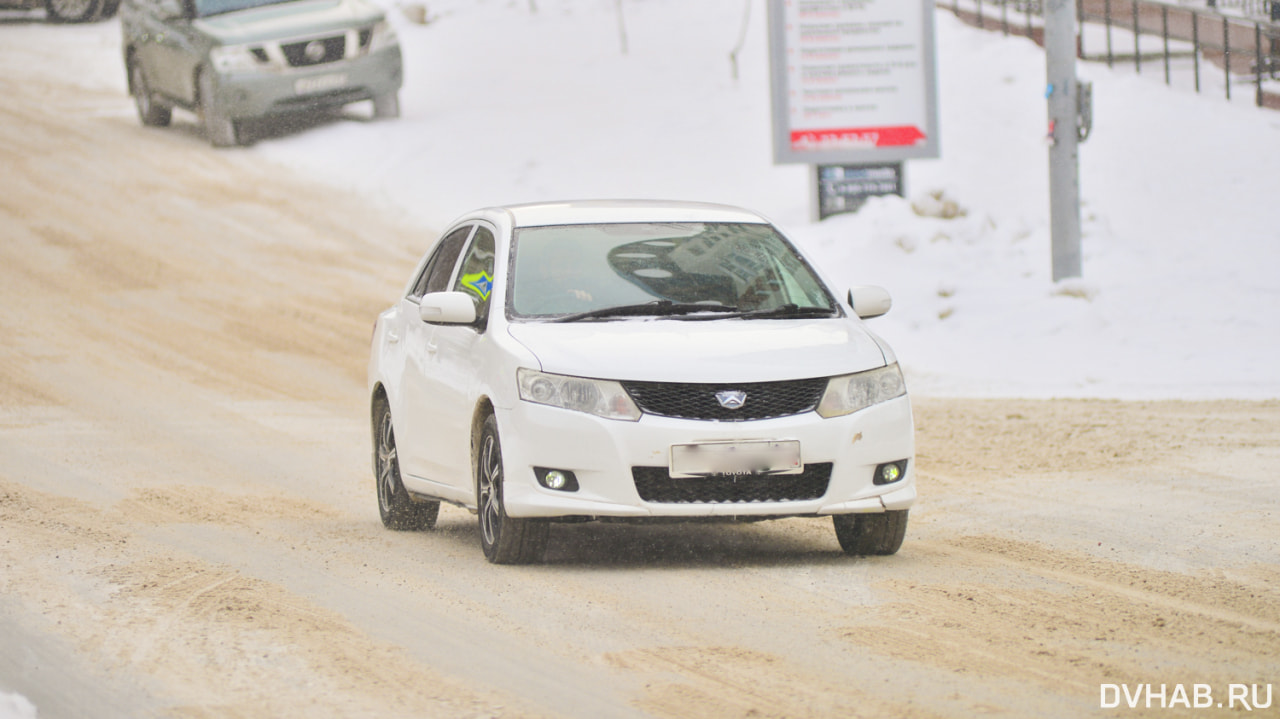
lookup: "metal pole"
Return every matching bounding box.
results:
[1106,0,1114,67]
[1258,22,1265,107]
[1163,5,1171,84]
[1193,11,1201,92]
[1225,17,1232,101]
[1133,0,1142,74]
[1045,0,1083,281]
[1077,0,1085,57]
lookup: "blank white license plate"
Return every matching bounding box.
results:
[669,440,802,479]
[295,73,348,95]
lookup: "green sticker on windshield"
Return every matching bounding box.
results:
[461,271,493,301]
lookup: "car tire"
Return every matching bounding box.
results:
[129,59,172,128]
[45,0,99,22]
[373,396,440,531]
[96,0,119,17]
[833,510,908,556]
[197,69,240,148]
[372,91,400,120]
[476,414,548,564]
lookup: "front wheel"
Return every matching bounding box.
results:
[197,70,240,148]
[372,91,400,120]
[833,510,908,556]
[476,414,548,564]
[373,397,439,531]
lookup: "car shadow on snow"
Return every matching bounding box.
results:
[427,512,892,569]
[152,101,383,147]
[238,102,383,145]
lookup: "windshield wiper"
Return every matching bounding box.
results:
[732,304,838,320]
[552,300,740,323]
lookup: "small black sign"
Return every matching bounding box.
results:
[815,163,904,220]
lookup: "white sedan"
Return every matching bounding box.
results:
[368,200,915,564]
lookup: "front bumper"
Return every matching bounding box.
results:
[496,395,915,520]
[208,46,402,120]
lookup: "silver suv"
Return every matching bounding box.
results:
[121,0,402,146]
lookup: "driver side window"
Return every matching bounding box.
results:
[408,225,473,301]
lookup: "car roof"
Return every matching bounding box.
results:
[495,200,771,228]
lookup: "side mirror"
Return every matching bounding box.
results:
[419,291,477,325]
[848,285,892,319]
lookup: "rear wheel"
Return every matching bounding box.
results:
[833,510,908,556]
[197,69,240,148]
[129,59,172,128]
[45,0,99,22]
[373,397,439,531]
[477,414,548,564]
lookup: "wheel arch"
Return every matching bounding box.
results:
[369,383,389,472]
[469,396,496,482]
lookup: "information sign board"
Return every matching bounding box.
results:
[768,0,940,165]
[814,163,903,219]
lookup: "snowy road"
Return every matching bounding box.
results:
[2,17,1279,719]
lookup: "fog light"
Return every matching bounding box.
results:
[874,460,907,486]
[534,467,579,492]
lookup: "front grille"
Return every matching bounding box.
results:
[632,463,832,504]
[622,378,828,422]
[281,36,346,67]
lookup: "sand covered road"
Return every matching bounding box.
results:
[2,20,1278,719]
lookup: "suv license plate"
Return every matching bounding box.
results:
[295,73,348,95]
[669,440,802,479]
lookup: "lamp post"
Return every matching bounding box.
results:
[1045,0,1086,281]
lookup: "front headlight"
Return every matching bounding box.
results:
[517,369,641,421]
[816,363,906,418]
[210,44,278,73]
[367,20,399,52]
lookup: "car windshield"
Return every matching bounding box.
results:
[509,222,838,320]
[193,0,298,18]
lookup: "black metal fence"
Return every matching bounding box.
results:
[946,0,1280,109]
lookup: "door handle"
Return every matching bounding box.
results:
[387,330,400,344]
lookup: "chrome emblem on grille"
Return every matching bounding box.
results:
[715,390,747,410]
[304,40,327,62]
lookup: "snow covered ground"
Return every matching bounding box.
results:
[9,0,1280,403]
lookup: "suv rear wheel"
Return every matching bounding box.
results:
[129,59,172,127]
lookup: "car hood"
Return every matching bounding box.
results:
[195,0,384,45]
[505,318,889,384]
